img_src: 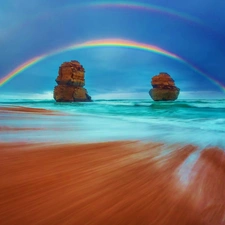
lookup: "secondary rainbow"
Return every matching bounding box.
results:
[86,1,201,24]
[5,1,203,42]
[58,1,202,25]
[1,38,224,92]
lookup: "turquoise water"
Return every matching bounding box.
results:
[0,99,225,148]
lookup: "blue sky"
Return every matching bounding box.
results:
[1,0,225,99]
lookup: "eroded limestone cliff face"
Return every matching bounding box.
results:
[53,60,91,102]
[149,72,180,101]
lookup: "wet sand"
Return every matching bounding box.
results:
[1,141,225,225]
[0,106,63,115]
[0,126,45,131]
[0,106,68,133]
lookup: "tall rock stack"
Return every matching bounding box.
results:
[53,60,92,102]
[149,72,180,101]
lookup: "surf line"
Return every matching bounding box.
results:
[1,38,224,92]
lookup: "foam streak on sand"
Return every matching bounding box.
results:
[1,141,225,224]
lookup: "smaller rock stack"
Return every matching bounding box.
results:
[53,60,92,102]
[149,72,180,101]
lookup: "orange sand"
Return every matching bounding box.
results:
[1,141,225,225]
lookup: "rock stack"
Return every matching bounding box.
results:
[53,60,92,102]
[149,72,180,101]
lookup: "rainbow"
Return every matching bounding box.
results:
[5,1,203,42]
[85,1,201,24]
[1,38,225,92]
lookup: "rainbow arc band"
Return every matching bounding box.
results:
[86,1,201,24]
[5,1,204,44]
[0,39,224,92]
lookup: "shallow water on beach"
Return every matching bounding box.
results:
[0,99,225,148]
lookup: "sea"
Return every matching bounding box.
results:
[1,99,225,148]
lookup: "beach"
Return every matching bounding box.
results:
[1,0,225,223]
[1,105,225,224]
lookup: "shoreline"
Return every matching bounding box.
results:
[0,104,224,148]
